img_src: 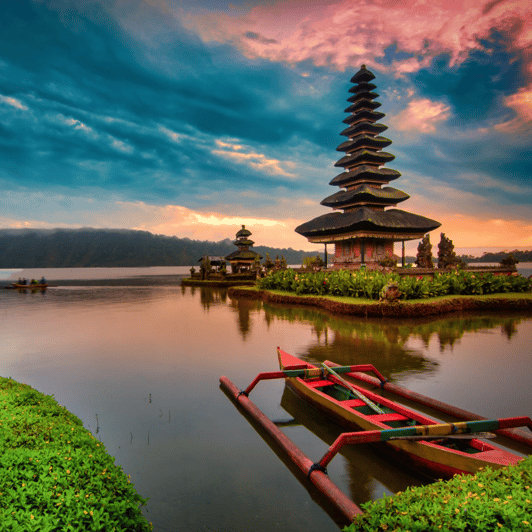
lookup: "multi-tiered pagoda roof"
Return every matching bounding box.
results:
[225,225,262,264]
[296,65,440,246]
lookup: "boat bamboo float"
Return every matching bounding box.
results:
[219,375,363,523]
[221,347,531,521]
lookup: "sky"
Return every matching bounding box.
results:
[1,0,531,255]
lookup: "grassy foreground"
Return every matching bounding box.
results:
[0,377,152,532]
[346,457,532,532]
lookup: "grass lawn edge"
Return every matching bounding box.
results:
[228,286,532,318]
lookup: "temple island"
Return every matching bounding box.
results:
[183,66,521,295]
[295,65,441,270]
[182,225,266,286]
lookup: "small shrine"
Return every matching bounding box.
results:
[295,65,441,269]
[225,225,262,273]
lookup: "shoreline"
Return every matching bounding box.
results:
[227,286,532,318]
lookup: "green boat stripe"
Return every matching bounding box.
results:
[380,420,501,442]
[283,365,356,378]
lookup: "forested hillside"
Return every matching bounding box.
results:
[0,229,321,268]
[461,250,532,263]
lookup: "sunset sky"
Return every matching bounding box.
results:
[1,0,531,255]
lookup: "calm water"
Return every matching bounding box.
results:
[1,268,531,531]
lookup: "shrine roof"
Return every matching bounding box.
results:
[340,121,387,137]
[350,65,376,84]
[321,186,409,208]
[330,166,401,186]
[233,238,255,247]
[347,91,379,104]
[336,135,392,153]
[344,99,381,113]
[348,82,377,94]
[335,149,395,168]
[295,208,441,238]
[236,225,252,237]
[343,109,385,125]
[197,255,225,264]
[225,249,262,261]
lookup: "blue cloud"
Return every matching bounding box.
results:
[0,0,530,241]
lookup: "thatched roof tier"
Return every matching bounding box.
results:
[225,249,262,261]
[343,109,385,125]
[348,82,377,94]
[197,255,225,265]
[344,100,381,114]
[321,186,409,209]
[336,135,392,153]
[295,208,441,243]
[347,90,379,104]
[330,166,401,186]
[340,121,387,138]
[235,225,252,238]
[335,149,395,168]
[350,65,376,84]
[233,238,254,247]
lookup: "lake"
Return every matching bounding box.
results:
[1,267,531,531]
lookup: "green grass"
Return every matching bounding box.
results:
[0,378,152,532]
[241,285,532,304]
[345,457,532,531]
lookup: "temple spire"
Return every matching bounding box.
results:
[295,65,440,269]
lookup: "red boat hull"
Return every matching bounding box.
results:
[277,348,523,479]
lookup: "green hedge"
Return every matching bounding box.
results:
[0,378,152,532]
[346,457,532,531]
[258,270,531,300]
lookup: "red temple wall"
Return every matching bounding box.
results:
[332,238,396,269]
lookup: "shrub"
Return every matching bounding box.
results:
[500,253,519,269]
[0,378,152,531]
[345,457,532,532]
[258,269,531,300]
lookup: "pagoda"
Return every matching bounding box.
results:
[225,225,262,273]
[295,65,440,269]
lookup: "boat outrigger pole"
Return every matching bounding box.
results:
[237,362,387,399]
[220,375,363,523]
[313,417,532,473]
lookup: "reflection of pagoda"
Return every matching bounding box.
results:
[296,65,440,269]
[225,225,262,273]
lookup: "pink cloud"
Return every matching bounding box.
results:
[495,84,532,132]
[212,139,297,178]
[389,98,451,133]
[181,0,532,77]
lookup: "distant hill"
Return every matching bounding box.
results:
[0,228,322,268]
[461,250,532,263]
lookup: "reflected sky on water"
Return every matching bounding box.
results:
[0,275,531,531]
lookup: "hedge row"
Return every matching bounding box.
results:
[0,378,152,532]
[258,269,531,300]
[346,457,532,531]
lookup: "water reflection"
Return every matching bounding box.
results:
[260,301,526,351]
[1,280,530,532]
[279,386,426,504]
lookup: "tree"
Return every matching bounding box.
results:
[500,253,518,269]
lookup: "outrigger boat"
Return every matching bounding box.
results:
[276,348,526,479]
[4,283,48,289]
[220,348,532,522]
